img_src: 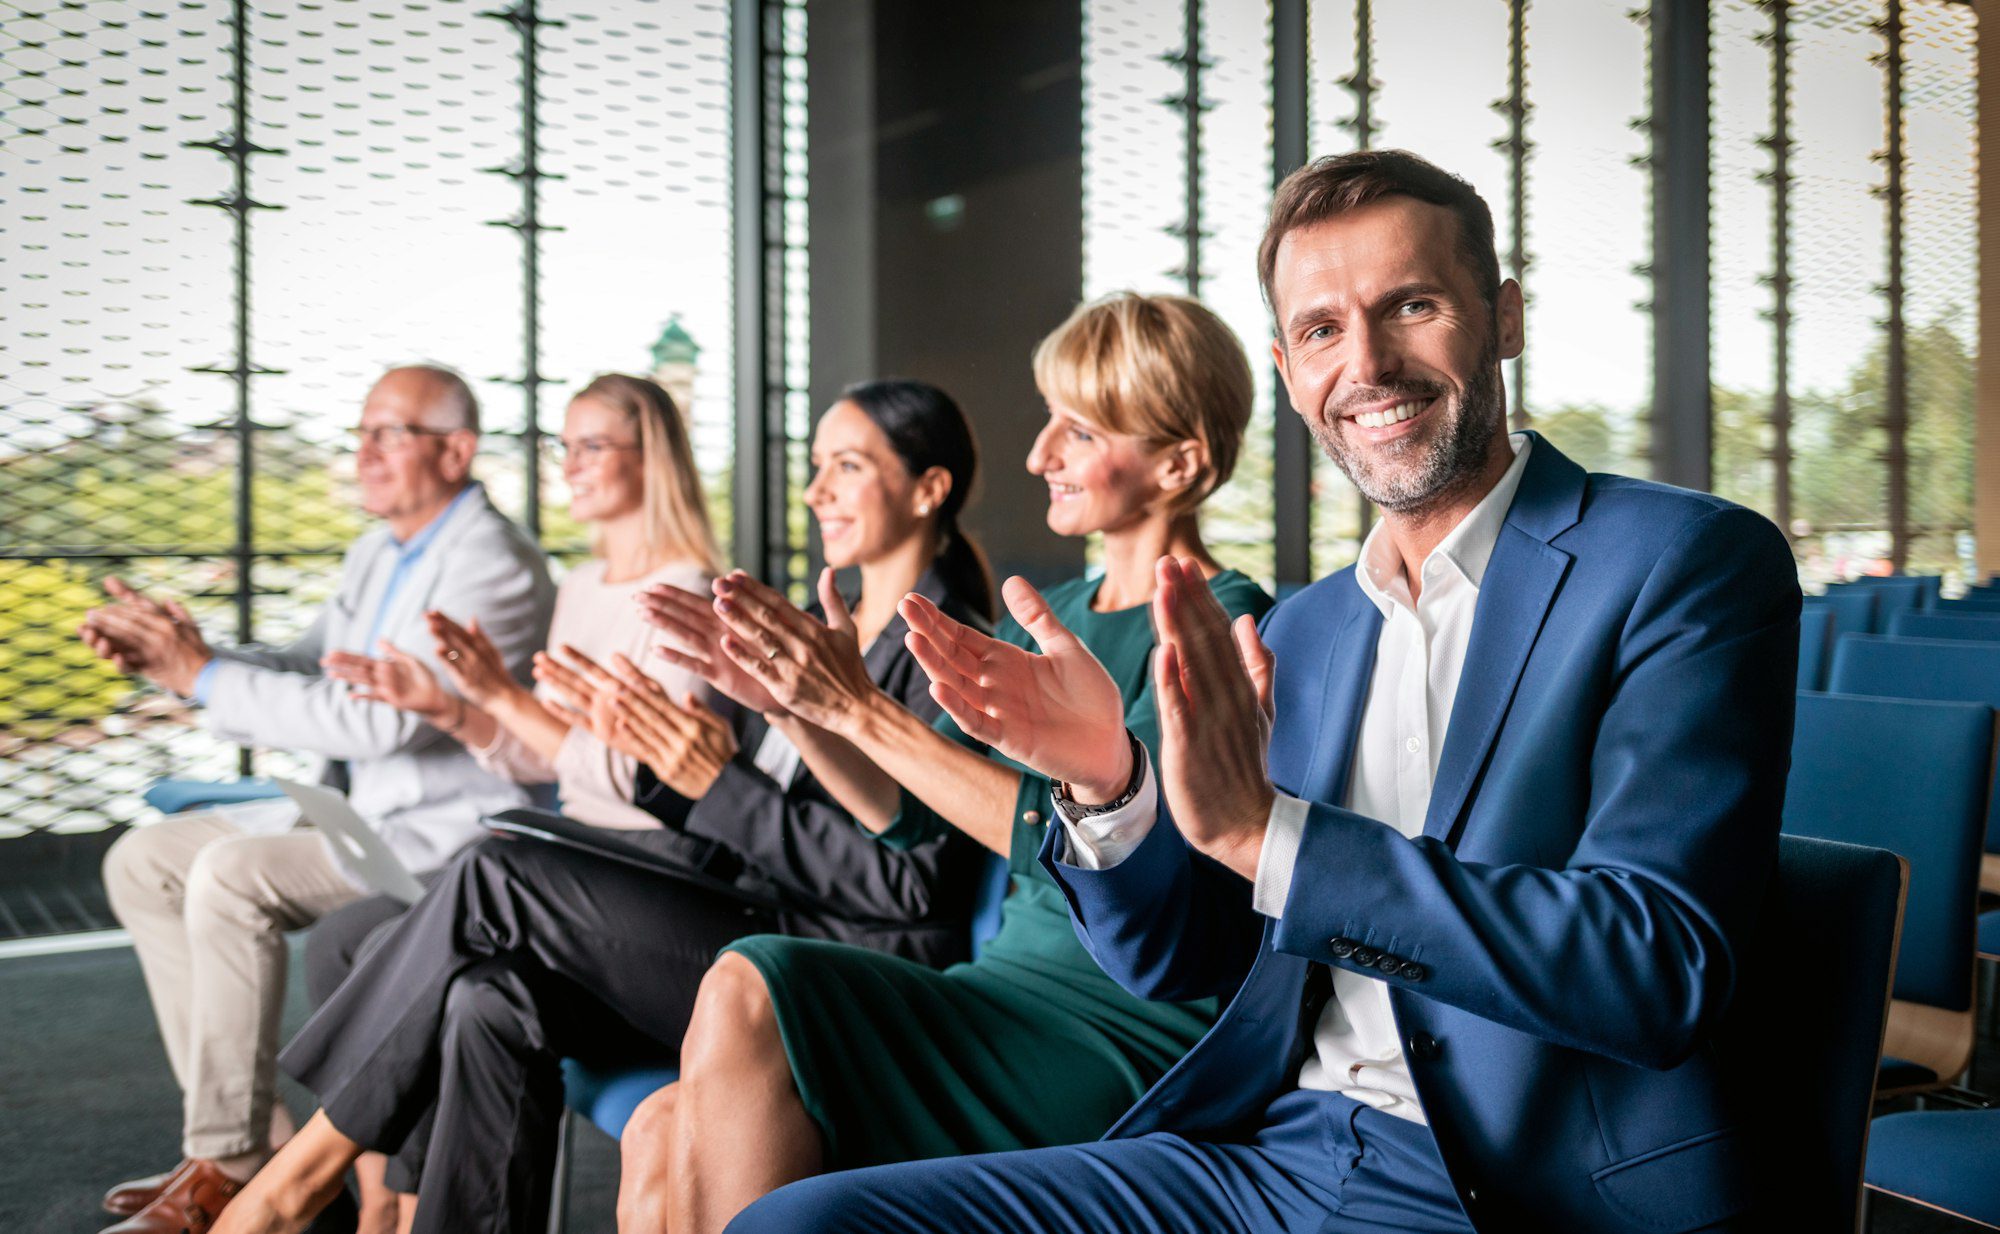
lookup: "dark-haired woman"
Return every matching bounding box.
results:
[212,380,995,1234]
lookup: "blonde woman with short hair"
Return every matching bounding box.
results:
[616,292,1277,1234]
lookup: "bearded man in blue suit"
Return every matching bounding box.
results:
[730,150,1801,1233]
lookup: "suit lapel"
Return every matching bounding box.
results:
[1300,603,1382,807]
[1421,455,1579,844]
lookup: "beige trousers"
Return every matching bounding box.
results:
[101,812,361,1159]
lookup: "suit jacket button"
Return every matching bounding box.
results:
[1399,961,1427,982]
[1375,954,1401,975]
[1353,947,1381,966]
[1407,1032,1440,1061]
[1329,938,1356,958]
[1021,809,1041,825]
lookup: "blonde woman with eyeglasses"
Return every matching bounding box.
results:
[300,371,722,1233]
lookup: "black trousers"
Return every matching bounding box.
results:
[303,890,428,1193]
[281,834,776,1234]
[304,890,409,1009]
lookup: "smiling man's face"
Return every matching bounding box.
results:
[1270,196,1522,515]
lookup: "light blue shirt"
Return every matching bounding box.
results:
[193,483,480,704]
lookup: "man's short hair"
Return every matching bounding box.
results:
[1257,149,1502,317]
[391,363,480,434]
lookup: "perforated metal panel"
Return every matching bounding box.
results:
[1900,0,1977,578]
[1711,0,1781,521]
[0,0,745,936]
[1712,0,1978,584]
[1080,0,1282,587]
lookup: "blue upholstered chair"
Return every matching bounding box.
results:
[1888,610,2000,643]
[1936,594,2000,615]
[1724,835,1906,1230]
[1797,606,1836,693]
[1832,576,1936,622]
[1981,910,2000,1047]
[1806,590,1883,639]
[544,850,1014,1231]
[1829,635,2000,897]
[1782,691,1992,1104]
[1864,1110,2000,1229]
[140,777,287,815]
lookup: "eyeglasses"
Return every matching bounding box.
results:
[547,436,641,464]
[347,424,459,452]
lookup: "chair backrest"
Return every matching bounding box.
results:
[1720,832,1904,1224]
[1782,691,1989,1012]
[1888,610,2000,643]
[1723,834,1906,1231]
[969,850,1009,960]
[1805,591,1881,639]
[1936,595,2000,614]
[1798,607,1836,692]
[1832,576,1936,616]
[1828,636,2000,854]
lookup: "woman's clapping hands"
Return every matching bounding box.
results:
[535,645,737,799]
[637,582,785,715]
[704,569,883,735]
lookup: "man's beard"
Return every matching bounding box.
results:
[1310,338,1506,516]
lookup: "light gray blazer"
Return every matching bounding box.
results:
[201,484,557,875]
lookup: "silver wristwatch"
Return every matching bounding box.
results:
[1052,731,1147,819]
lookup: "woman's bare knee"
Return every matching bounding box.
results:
[680,954,780,1073]
[622,1083,680,1155]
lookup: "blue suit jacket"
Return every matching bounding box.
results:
[1040,436,1801,1233]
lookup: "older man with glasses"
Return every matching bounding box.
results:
[79,364,555,1234]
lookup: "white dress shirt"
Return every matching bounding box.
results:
[1058,434,1533,1124]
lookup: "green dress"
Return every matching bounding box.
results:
[723,570,1275,1169]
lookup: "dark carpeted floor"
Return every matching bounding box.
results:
[2,942,1992,1233]
[0,942,619,1234]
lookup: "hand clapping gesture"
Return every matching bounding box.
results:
[536,646,737,798]
[319,611,518,735]
[425,612,521,710]
[320,640,453,719]
[706,568,883,734]
[1148,556,1276,879]
[898,574,1133,799]
[637,581,785,715]
[78,577,214,696]
[904,558,1278,879]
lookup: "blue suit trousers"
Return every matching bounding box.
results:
[727,1089,1472,1234]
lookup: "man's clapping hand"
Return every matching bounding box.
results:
[1149,557,1276,881]
[78,577,214,697]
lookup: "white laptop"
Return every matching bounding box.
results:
[274,778,426,904]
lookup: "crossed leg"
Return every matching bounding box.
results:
[617,953,825,1234]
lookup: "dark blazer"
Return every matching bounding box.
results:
[1041,435,1802,1232]
[635,568,988,969]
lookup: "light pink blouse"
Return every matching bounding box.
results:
[472,557,714,830]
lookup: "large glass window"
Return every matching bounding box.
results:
[1712,0,1978,584]
[0,1,738,881]
[1081,0,1279,586]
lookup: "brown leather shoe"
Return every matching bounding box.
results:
[103,1161,190,1216]
[99,1158,242,1234]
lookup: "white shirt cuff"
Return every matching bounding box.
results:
[1052,745,1158,871]
[1252,794,1310,918]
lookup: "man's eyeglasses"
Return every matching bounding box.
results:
[347,424,460,452]
[547,436,642,464]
